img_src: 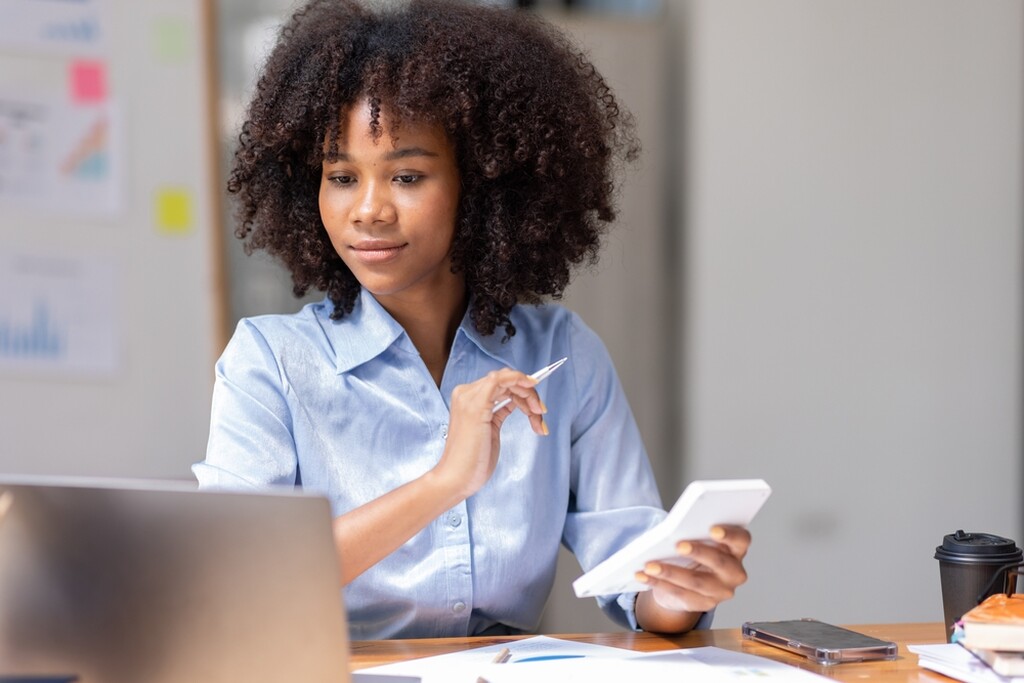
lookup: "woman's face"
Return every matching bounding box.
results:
[319,99,463,307]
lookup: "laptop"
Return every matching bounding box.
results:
[0,476,352,683]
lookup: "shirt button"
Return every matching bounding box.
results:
[448,512,461,528]
[452,601,466,613]
[441,423,448,440]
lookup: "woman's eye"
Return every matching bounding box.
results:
[394,174,420,184]
[329,175,355,186]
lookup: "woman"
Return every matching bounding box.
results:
[194,0,750,639]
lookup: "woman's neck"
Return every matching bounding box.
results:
[374,284,468,388]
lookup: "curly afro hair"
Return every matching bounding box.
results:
[228,0,640,339]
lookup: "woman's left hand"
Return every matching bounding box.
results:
[634,525,751,632]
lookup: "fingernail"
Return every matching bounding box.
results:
[710,526,726,541]
[634,572,649,584]
[539,399,548,414]
[644,562,662,576]
[677,541,693,555]
[541,419,549,436]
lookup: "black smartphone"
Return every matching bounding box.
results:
[741,618,898,665]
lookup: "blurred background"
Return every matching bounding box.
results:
[0,0,1020,635]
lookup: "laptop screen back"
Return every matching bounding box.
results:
[0,477,351,683]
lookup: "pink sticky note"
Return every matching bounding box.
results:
[70,60,107,104]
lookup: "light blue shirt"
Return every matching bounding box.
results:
[194,288,692,639]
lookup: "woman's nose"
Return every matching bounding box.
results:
[353,180,396,224]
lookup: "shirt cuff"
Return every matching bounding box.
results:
[620,591,716,632]
[619,591,642,631]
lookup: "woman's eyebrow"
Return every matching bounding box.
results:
[323,147,440,163]
[383,147,439,161]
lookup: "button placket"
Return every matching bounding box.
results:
[442,498,472,630]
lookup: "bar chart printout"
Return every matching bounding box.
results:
[0,251,119,377]
[0,301,64,358]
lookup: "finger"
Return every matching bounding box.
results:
[492,401,515,422]
[708,525,752,561]
[685,538,749,584]
[638,559,739,602]
[499,393,548,436]
[493,367,541,388]
[529,412,549,436]
[484,367,535,389]
[493,382,544,413]
[505,384,548,413]
[673,541,749,590]
[633,571,721,613]
[487,371,542,407]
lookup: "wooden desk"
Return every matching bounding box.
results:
[351,622,953,682]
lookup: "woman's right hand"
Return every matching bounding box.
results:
[433,368,548,500]
[332,367,550,585]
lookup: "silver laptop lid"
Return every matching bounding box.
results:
[0,477,350,683]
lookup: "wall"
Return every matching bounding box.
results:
[539,12,671,634]
[0,0,223,480]
[674,0,1023,627]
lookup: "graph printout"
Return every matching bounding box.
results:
[0,0,107,56]
[0,250,120,378]
[0,91,123,216]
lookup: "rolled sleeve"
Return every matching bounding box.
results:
[194,319,299,489]
[560,315,666,629]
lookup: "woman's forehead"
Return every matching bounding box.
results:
[322,103,452,159]
[324,99,450,151]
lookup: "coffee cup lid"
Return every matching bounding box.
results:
[934,529,1023,564]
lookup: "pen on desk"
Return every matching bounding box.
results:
[476,647,510,683]
[491,357,568,413]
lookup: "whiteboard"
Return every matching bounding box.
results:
[0,0,224,479]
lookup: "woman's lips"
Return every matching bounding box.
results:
[350,241,407,264]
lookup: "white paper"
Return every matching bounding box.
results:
[0,0,108,56]
[0,250,120,377]
[357,636,833,683]
[910,643,1024,683]
[0,91,123,216]
[356,635,635,678]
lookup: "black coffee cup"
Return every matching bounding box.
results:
[935,530,1023,641]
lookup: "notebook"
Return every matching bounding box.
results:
[0,475,352,683]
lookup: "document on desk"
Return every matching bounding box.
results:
[355,635,837,683]
[909,643,1024,683]
[355,635,634,680]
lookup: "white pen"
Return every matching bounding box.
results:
[491,356,568,413]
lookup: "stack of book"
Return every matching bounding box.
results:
[911,593,1024,683]
[960,593,1024,677]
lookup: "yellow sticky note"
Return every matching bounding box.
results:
[156,189,193,234]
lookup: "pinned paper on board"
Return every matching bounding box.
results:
[0,90,123,215]
[0,0,108,56]
[69,60,108,104]
[155,188,194,234]
[0,250,121,378]
[153,17,192,63]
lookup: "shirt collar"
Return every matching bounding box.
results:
[328,288,522,375]
[329,288,407,375]
[456,304,522,371]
